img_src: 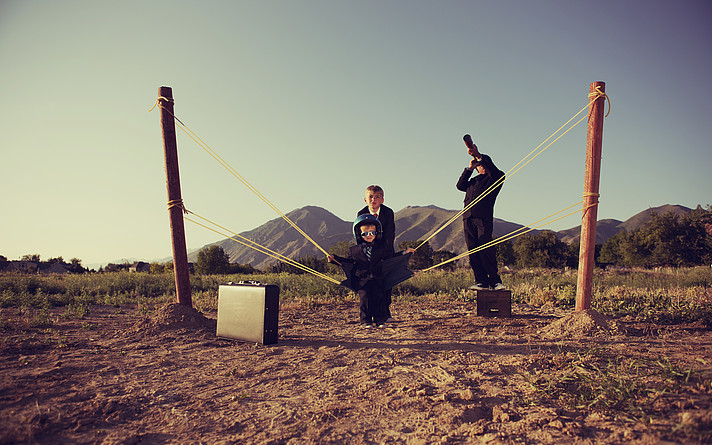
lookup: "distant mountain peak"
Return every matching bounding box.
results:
[557,204,692,244]
[188,203,694,269]
[404,205,447,211]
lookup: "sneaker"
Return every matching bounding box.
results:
[361,323,372,328]
[386,317,395,323]
[469,283,489,291]
[377,324,386,328]
[492,283,506,291]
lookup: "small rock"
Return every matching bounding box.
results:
[461,388,476,401]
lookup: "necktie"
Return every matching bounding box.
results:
[365,246,372,260]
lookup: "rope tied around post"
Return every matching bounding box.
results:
[588,86,612,117]
[581,192,600,219]
[148,96,174,113]
[167,199,189,214]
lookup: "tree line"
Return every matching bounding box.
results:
[500,206,710,269]
[0,255,86,274]
[4,207,709,276]
[597,206,712,268]
[264,206,712,274]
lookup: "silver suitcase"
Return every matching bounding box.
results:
[216,282,279,345]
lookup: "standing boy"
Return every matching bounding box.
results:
[456,134,506,290]
[357,185,396,321]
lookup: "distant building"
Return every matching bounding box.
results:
[129,261,151,273]
[39,262,72,274]
[5,261,39,274]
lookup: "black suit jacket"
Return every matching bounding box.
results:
[358,204,396,253]
[333,240,393,291]
[456,154,504,221]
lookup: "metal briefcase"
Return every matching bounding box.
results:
[216,281,280,345]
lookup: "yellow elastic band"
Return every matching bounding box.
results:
[165,108,330,257]
[184,210,340,285]
[149,96,331,257]
[423,200,591,272]
[415,100,592,251]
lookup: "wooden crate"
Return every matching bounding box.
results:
[475,290,512,318]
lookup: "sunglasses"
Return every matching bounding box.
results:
[360,231,377,237]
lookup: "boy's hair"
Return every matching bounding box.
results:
[365,185,383,195]
[359,223,376,232]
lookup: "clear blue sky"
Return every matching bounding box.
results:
[1,1,710,266]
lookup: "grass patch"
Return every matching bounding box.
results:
[62,302,90,319]
[521,347,712,438]
[0,267,710,325]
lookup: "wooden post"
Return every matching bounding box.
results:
[576,81,606,311]
[158,86,192,307]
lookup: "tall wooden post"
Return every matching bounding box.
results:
[158,86,192,307]
[576,81,606,311]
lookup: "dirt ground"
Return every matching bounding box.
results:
[1,296,711,444]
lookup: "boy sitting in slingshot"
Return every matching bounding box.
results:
[328,214,414,328]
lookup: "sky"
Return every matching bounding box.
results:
[1,0,710,267]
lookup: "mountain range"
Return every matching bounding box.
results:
[189,204,693,270]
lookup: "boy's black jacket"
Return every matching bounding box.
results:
[456,154,505,221]
[332,239,399,291]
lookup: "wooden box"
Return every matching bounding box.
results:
[217,282,280,344]
[476,290,512,318]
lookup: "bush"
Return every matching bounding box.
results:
[599,207,712,267]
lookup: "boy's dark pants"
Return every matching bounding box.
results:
[463,217,502,286]
[358,280,387,324]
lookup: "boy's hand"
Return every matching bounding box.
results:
[469,158,483,170]
[405,248,416,254]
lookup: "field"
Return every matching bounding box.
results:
[1,267,711,444]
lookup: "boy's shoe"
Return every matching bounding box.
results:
[492,283,506,291]
[361,323,372,328]
[377,324,386,328]
[386,317,395,323]
[469,283,489,291]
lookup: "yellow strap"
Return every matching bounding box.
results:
[185,209,340,284]
[422,200,591,272]
[415,102,591,251]
[149,101,330,257]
